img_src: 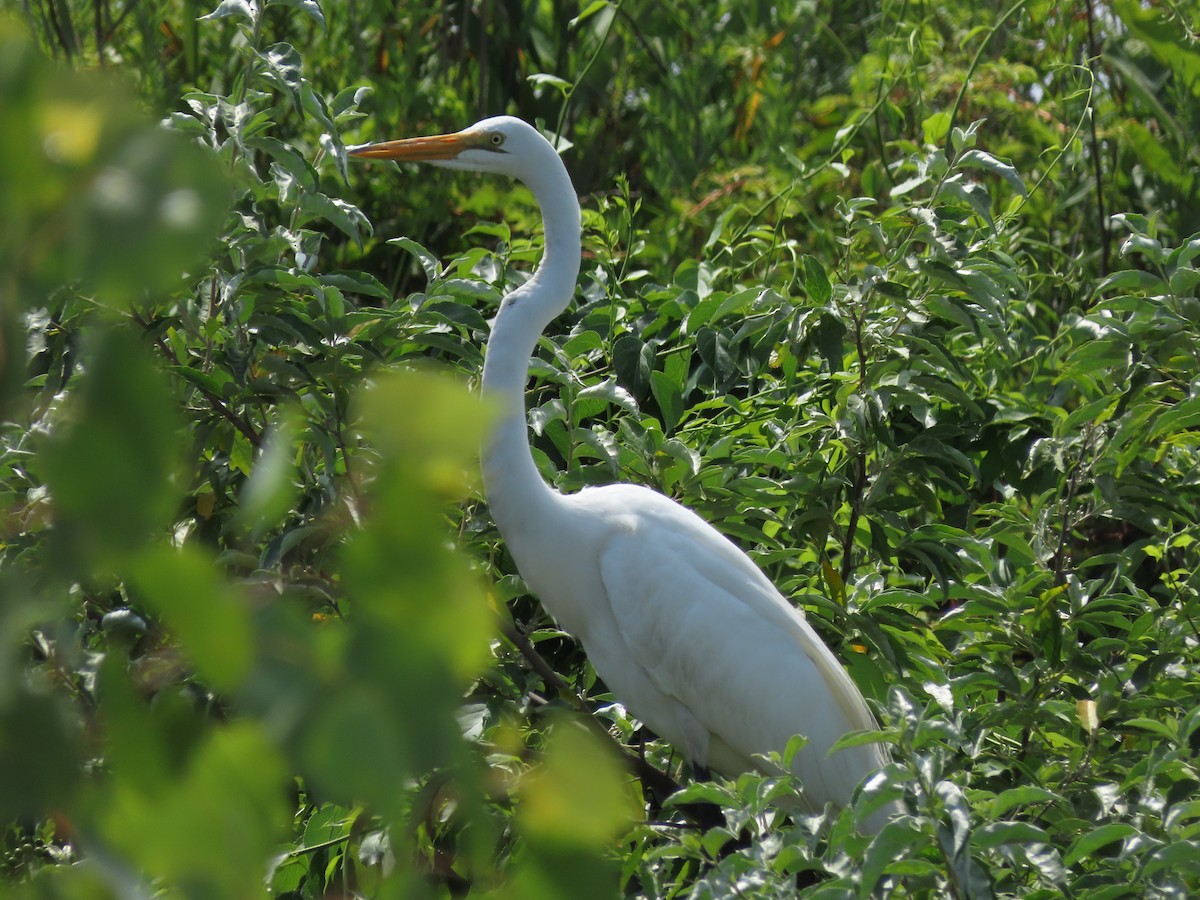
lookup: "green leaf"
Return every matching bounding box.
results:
[612,333,654,397]
[939,174,994,229]
[577,377,640,416]
[1150,396,1200,443]
[320,270,392,300]
[170,364,234,399]
[268,0,326,29]
[883,859,942,877]
[1113,0,1200,85]
[518,720,634,849]
[128,544,255,692]
[249,135,319,191]
[571,0,612,29]
[696,327,735,383]
[957,148,1027,196]
[424,299,489,331]
[803,255,832,304]
[830,729,889,752]
[1120,716,1178,742]
[650,369,684,432]
[1094,268,1164,295]
[41,328,183,567]
[0,39,230,307]
[527,73,573,95]
[346,370,492,675]
[990,786,1063,818]
[299,684,413,803]
[235,410,302,538]
[666,781,738,807]
[256,42,305,111]
[971,821,1053,849]
[300,82,336,132]
[1063,823,1141,866]
[1120,233,1166,264]
[861,820,922,893]
[1142,840,1200,880]
[0,685,82,821]
[506,721,631,897]
[200,0,258,21]
[563,329,605,358]
[388,236,442,282]
[299,192,370,244]
[98,722,287,897]
[1121,120,1191,190]
[922,111,952,145]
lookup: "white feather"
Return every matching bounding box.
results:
[353,116,895,830]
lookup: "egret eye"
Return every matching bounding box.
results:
[489,132,505,148]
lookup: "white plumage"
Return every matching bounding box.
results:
[352,117,891,829]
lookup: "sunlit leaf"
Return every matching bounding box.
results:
[98,722,288,896]
[517,719,634,848]
[1064,823,1141,867]
[269,0,326,29]
[200,0,257,21]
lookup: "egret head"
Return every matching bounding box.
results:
[349,116,556,183]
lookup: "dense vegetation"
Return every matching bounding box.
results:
[2,0,1199,896]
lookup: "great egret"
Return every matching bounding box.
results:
[351,117,892,829]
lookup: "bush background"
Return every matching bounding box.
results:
[2,0,1199,896]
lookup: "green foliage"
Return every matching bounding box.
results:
[3,0,1200,897]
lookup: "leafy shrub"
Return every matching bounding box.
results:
[2,0,1199,897]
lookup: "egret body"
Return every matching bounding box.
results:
[351,117,891,828]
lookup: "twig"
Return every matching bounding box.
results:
[93,0,104,67]
[840,305,871,587]
[1083,0,1111,276]
[1051,424,1094,588]
[554,0,623,141]
[332,392,364,510]
[196,382,262,448]
[841,453,868,588]
[943,0,1031,161]
[131,311,263,448]
[498,616,720,823]
[285,834,350,858]
[498,617,582,710]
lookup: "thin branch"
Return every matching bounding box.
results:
[1051,424,1094,588]
[285,834,350,858]
[554,0,623,141]
[45,0,75,59]
[132,312,263,448]
[102,0,142,42]
[194,382,263,448]
[944,0,1031,160]
[841,305,871,587]
[841,452,868,588]
[498,615,720,824]
[498,617,582,710]
[1083,0,1111,276]
[92,0,103,66]
[332,389,364,510]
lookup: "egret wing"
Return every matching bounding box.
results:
[597,506,880,805]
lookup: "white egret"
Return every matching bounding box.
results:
[351,117,892,829]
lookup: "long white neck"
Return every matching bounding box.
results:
[480,154,581,537]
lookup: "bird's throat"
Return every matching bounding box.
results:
[479,149,582,537]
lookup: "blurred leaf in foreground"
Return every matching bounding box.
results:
[95,716,288,898]
[0,20,229,309]
[302,370,494,811]
[505,718,635,899]
[39,328,183,572]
